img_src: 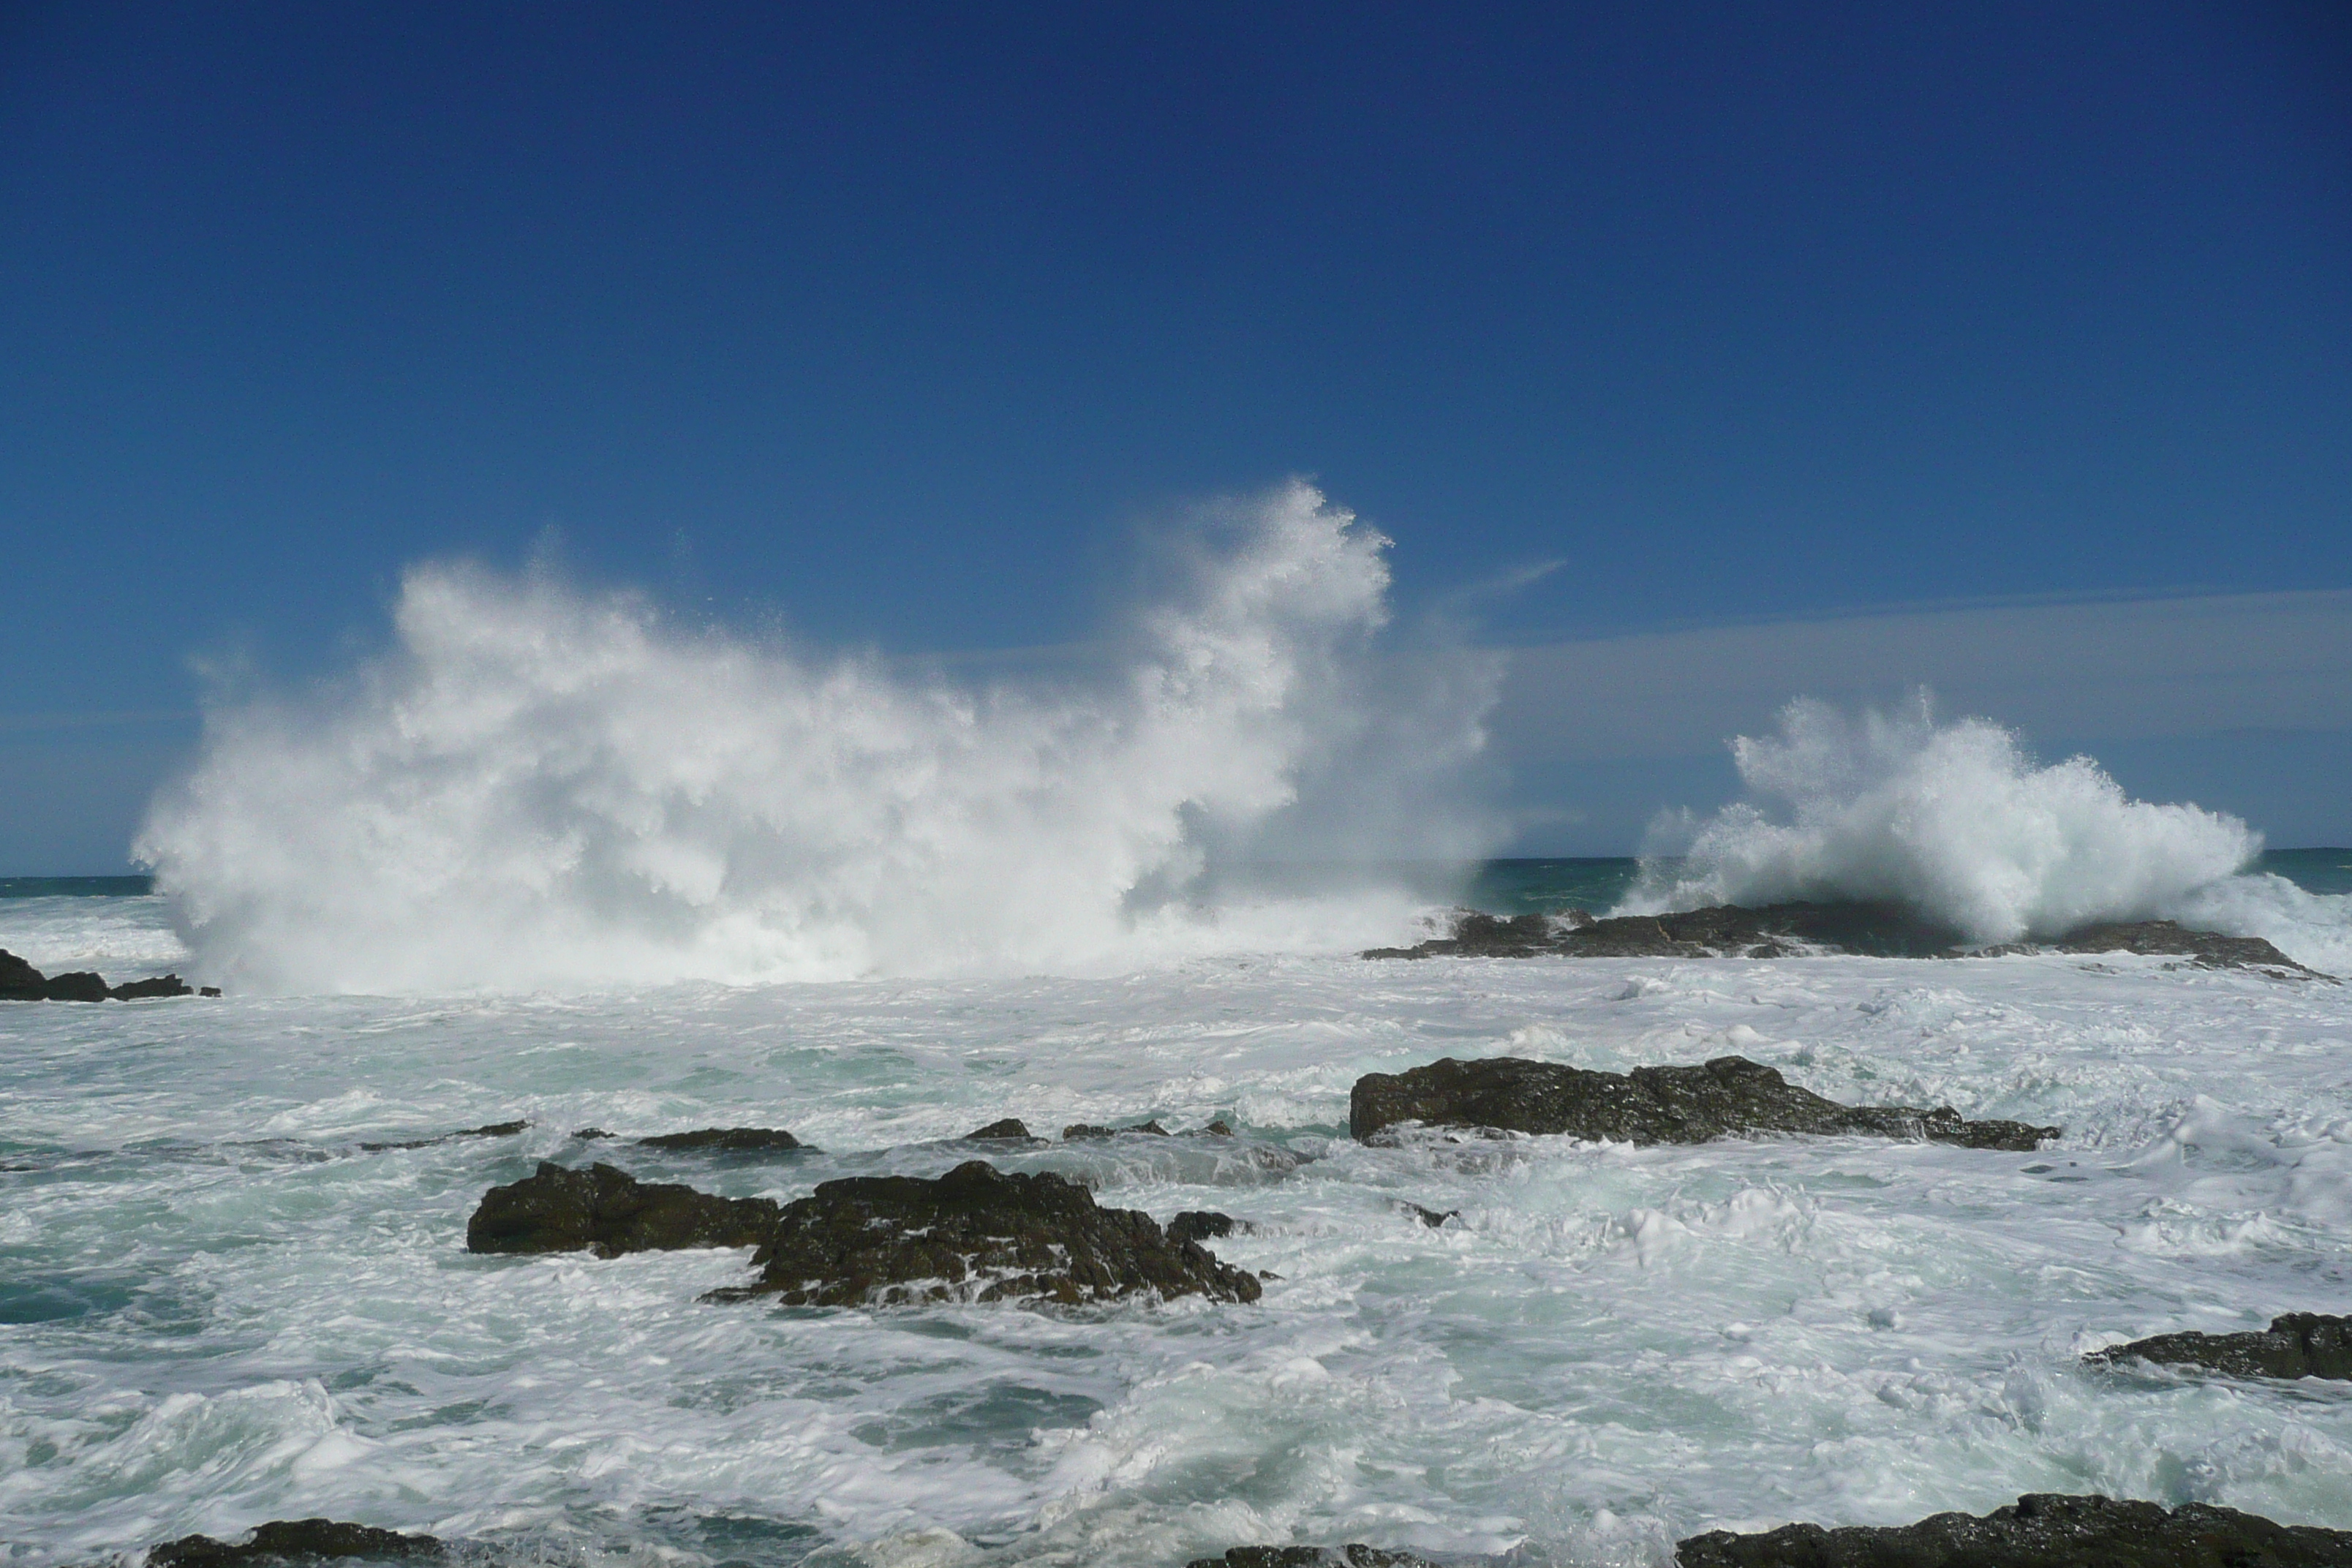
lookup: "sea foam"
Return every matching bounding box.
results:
[136,483,1501,993]
[1621,694,2262,945]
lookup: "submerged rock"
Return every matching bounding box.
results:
[1063,1120,1171,1139]
[2089,1312,2352,1381]
[1188,1550,1437,1568]
[148,1519,444,1566]
[637,1126,807,1153]
[1360,905,2324,975]
[0,949,196,1001]
[1675,1491,2352,1567]
[1350,1055,2057,1151]
[361,1120,528,1153]
[713,1158,1261,1308]
[465,1161,780,1258]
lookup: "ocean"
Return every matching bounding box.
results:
[7,853,2352,1567]
[10,495,2352,1565]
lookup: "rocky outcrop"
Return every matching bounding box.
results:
[2089,1313,2352,1381]
[0,949,196,1001]
[2057,920,2318,976]
[1168,1210,1238,1243]
[361,1120,529,1153]
[1350,1055,2057,1151]
[1363,902,1964,960]
[148,1519,444,1566]
[637,1126,807,1153]
[966,1117,1040,1142]
[1063,1119,1171,1139]
[465,1161,780,1258]
[1674,1491,2352,1566]
[712,1159,1261,1308]
[1360,905,2324,975]
[1188,1550,1436,1568]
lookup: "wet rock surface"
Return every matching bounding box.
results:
[1351,1055,2057,1151]
[148,1519,445,1566]
[636,1126,807,1153]
[2089,1312,2352,1381]
[714,1158,1262,1307]
[965,1117,1040,1141]
[361,1120,529,1153]
[1167,1209,1238,1243]
[2057,919,2319,975]
[0,948,196,1001]
[1360,905,2323,974]
[1362,902,1964,960]
[1187,1549,1437,1568]
[1063,1119,1171,1139]
[1674,1491,2352,1567]
[465,1161,781,1258]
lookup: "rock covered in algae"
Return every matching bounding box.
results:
[465,1161,781,1258]
[2089,1312,2352,1382]
[1675,1491,2352,1567]
[1349,1055,2057,1151]
[713,1158,1261,1307]
[148,1519,444,1566]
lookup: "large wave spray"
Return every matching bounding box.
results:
[137,483,1501,992]
[1621,694,2261,944]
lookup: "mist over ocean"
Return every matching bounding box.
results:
[8,491,2352,1567]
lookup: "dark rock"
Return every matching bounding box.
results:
[2057,920,2322,976]
[1351,1055,2057,1151]
[1365,902,1964,961]
[965,1117,1039,1141]
[199,986,223,997]
[360,1120,528,1153]
[571,1127,615,1139]
[1398,1202,1458,1228]
[110,974,194,999]
[149,1518,444,1566]
[465,1161,781,1258]
[1,948,205,1002]
[1360,904,2327,976]
[2089,1313,2352,1381]
[1061,1120,1171,1140]
[1675,1491,2352,1567]
[37,970,110,1002]
[1168,1210,1237,1243]
[712,1158,1261,1308]
[637,1126,807,1153]
[1186,1548,1438,1568]
[1206,1119,1235,1136]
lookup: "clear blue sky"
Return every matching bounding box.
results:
[4,1,2348,870]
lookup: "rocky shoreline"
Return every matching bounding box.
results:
[131,1492,2352,1567]
[0,947,213,1000]
[1361,904,2324,976]
[1350,1053,2059,1150]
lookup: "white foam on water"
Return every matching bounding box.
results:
[1615,696,2352,968]
[135,483,1500,995]
[0,895,192,976]
[5,927,2352,1567]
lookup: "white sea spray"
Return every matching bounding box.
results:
[135,483,1502,994]
[1621,694,2263,946]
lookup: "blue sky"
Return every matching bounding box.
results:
[4,1,2348,871]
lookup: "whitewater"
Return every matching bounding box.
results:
[10,486,2352,1566]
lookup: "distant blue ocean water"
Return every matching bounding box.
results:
[12,851,2345,911]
